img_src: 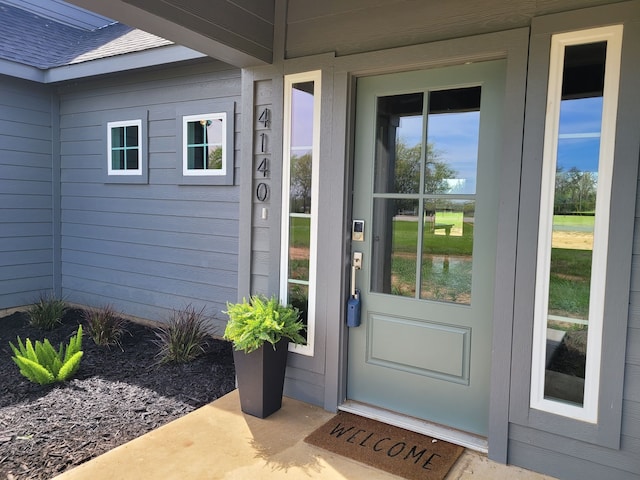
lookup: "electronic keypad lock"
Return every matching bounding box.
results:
[352,220,364,242]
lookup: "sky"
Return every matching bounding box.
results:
[557,96,603,173]
[398,111,480,195]
[289,88,604,185]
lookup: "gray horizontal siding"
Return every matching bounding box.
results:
[57,60,241,325]
[0,75,54,308]
[508,436,639,480]
[285,0,626,59]
[248,79,274,297]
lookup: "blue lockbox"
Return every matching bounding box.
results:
[347,290,361,327]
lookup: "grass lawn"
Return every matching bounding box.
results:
[287,214,591,318]
[553,214,595,227]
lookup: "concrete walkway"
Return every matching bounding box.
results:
[54,391,557,480]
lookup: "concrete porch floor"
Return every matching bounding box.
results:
[54,390,557,480]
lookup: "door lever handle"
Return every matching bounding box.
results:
[351,252,362,297]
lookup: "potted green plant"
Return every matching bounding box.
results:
[224,295,305,418]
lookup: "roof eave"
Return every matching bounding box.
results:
[0,57,46,82]
[45,44,207,83]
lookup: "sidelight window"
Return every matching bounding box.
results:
[530,25,623,422]
[280,71,321,356]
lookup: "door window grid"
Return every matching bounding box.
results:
[370,87,481,305]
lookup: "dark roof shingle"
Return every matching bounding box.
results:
[0,2,172,69]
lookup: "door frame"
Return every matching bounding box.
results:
[326,28,529,461]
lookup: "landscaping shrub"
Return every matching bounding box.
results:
[154,305,211,363]
[83,305,128,349]
[9,326,83,385]
[26,294,67,330]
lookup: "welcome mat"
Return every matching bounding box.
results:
[305,412,464,480]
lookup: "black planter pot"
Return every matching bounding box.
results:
[232,338,289,418]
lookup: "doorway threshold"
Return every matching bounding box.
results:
[339,400,488,453]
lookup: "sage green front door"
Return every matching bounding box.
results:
[347,60,505,436]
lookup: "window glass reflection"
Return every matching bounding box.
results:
[425,88,480,195]
[286,81,315,328]
[371,198,418,298]
[186,118,223,171]
[288,216,310,280]
[371,87,481,305]
[375,93,423,195]
[543,41,606,406]
[421,200,474,304]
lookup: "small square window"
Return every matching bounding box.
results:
[107,120,142,176]
[183,113,226,176]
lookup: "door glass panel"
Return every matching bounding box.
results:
[425,87,481,195]
[370,87,481,304]
[543,42,606,406]
[421,199,474,304]
[288,216,310,280]
[281,75,319,352]
[374,93,424,194]
[371,198,419,297]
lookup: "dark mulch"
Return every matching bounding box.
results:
[0,309,236,480]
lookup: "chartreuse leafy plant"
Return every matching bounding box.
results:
[9,326,83,385]
[224,295,306,353]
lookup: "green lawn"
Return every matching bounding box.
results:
[288,214,591,317]
[553,215,595,227]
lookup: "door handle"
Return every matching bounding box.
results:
[351,252,362,297]
[348,252,363,327]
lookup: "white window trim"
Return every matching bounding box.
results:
[182,112,227,176]
[530,25,623,422]
[280,70,322,357]
[107,119,142,176]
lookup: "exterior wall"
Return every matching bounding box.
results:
[57,60,241,330]
[236,0,640,479]
[506,4,640,479]
[0,75,55,308]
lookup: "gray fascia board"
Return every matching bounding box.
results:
[44,45,206,83]
[0,58,45,82]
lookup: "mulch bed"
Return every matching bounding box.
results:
[0,308,236,480]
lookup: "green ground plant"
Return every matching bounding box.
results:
[83,305,128,349]
[154,305,212,363]
[9,326,83,385]
[26,294,67,330]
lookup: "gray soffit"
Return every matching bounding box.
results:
[0,1,206,82]
[63,0,274,68]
